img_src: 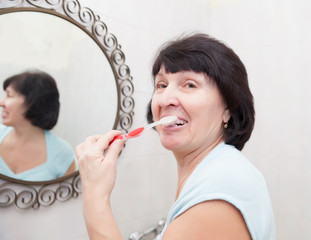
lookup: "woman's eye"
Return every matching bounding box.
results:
[185,81,196,88]
[155,82,167,89]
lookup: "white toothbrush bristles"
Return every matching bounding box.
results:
[160,116,178,126]
[147,116,178,129]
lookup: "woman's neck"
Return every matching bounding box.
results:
[173,138,224,200]
[1,122,47,174]
[10,122,45,142]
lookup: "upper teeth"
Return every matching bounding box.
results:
[175,119,187,126]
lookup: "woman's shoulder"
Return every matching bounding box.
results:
[45,130,70,146]
[204,143,265,183]
[45,131,75,172]
[0,124,11,134]
[0,124,12,142]
[171,143,276,239]
[180,142,270,209]
[45,130,75,155]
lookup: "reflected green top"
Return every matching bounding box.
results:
[0,124,75,181]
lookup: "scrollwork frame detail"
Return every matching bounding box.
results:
[0,0,134,209]
[0,174,82,209]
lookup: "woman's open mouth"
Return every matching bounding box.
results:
[174,119,187,126]
[165,118,188,128]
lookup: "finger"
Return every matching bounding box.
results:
[75,135,102,154]
[105,139,124,163]
[76,132,120,155]
[84,135,103,144]
[75,142,85,159]
[75,135,103,164]
[75,131,123,166]
[95,130,123,151]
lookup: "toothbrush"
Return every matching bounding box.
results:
[109,116,178,145]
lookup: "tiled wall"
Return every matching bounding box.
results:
[208,0,311,239]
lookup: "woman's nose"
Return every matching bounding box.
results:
[158,85,180,107]
[0,98,5,107]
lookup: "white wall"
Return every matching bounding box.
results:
[1,0,310,239]
[207,0,311,239]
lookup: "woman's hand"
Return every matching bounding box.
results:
[75,130,124,204]
[75,130,124,240]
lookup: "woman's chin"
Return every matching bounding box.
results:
[1,120,9,126]
[160,137,183,151]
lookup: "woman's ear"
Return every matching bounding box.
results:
[223,108,231,123]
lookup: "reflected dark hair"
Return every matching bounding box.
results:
[146,33,255,150]
[3,70,60,130]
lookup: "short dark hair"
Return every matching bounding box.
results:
[146,33,255,150]
[3,70,60,130]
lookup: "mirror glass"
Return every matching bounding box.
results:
[0,0,134,208]
[0,12,118,152]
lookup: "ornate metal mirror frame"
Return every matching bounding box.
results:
[0,0,134,209]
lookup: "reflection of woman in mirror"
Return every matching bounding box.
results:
[0,70,76,181]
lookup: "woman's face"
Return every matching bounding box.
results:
[0,85,28,126]
[151,66,230,153]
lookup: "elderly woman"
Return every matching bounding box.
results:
[76,33,275,239]
[0,70,75,181]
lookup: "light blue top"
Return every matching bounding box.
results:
[0,124,75,181]
[159,143,276,240]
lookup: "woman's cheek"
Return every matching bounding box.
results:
[151,97,159,120]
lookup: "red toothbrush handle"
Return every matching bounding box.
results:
[127,127,144,137]
[113,135,124,141]
[108,127,145,146]
[108,135,123,146]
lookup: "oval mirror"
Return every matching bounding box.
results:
[0,0,134,209]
